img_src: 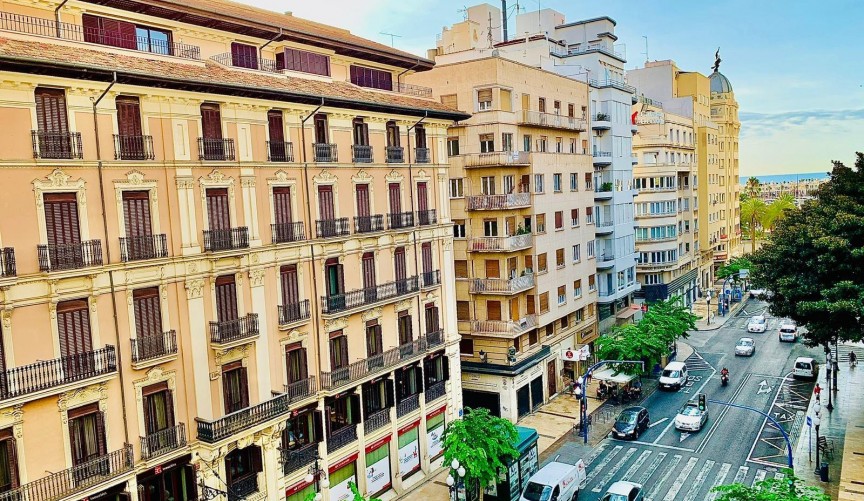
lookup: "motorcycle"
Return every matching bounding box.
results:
[720,373,729,387]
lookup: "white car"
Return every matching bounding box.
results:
[601,481,644,501]
[735,337,755,356]
[747,315,767,333]
[675,400,708,431]
[658,362,688,390]
[779,322,798,342]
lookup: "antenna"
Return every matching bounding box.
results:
[457,5,468,20]
[379,31,402,47]
[488,12,494,48]
[642,36,649,64]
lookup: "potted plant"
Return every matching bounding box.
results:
[601,182,614,192]
[596,112,610,121]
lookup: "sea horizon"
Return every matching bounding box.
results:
[738,172,830,184]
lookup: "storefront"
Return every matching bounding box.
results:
[86,482,131,501]
[364,436,392,497]
[285,479,317,501]
[425,405,446,466]
[328,453,358,501]
[137,454,196,501]
[397,421,421,479]
[482,427,539,501]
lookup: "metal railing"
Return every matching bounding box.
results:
[282,442,319,475]
[278,300,311,325]
[197,138,235,161]
[421,270,440,288]
[140,423,187,460]
[283,376,317,403]
[131,331,177,363]
[465,193,531,210]
[417,209,437,226]
[469,274,535,294]
[209,313,259,345]
[593,151,612,158]
[354,215,384,234]
[38,240,102,272]
[31,131,83,159]
[464,316,537,337]
[271,221,306,243]
[228,475,258,500]
[364,409,391,434]
[203,227,249,251]
[315,218,350,238]
[593,113,611,122]
[425,381,446,403]
[320,276,419,315]
[415,147,430,163]
[0,346,116,400]
[388,212,415,229]
[599,253,616,262]
[0,248,15,277]
[469,234,532,252]
[196,393,290,443]
[394,82,433,98]
[313,143,338,162]
[321,336,429,390]
[351,144,373,163]
[397,394,420,417]
[327,425,358,453]
[267,141,294,162]
[113,134,155,160]
[120,234,168,262]
[589,78,636,93]
[427,330,444,347]
[462,151,530,167]
[210,52,279,73]
[595,220,615,229]
[520,111,586,131]
[385,146,404,163]
[635,235,677,242]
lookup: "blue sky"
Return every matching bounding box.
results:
[255,1,864,175]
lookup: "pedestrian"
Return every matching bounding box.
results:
[850,351,858,368]
[814,383,821,401]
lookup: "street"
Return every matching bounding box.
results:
[545,297,823,500]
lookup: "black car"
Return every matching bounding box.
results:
[612,406,650,440]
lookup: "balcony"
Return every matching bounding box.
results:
[388,211,415,229]
[469,234,533,253]
[385,146,404,163]
[462,151,530,168]
[427,330,445,348]
[315,218,350,239]
[635,235,677,243]
[327,424,358,453]
[720,234,729,241]
[0,444,133,501]
[130,331,178,364]
[203,227,249,251]
[598,253,615,269]
[271,221,306,243]
[140,423,187,461]
[364,409,391,434]
[461,316,537,338]
[120,234,168,262]
[209,313,259,346]
[228,476,258,499]
[638,260,679,270]
[589,78,636,94]
[321,336,430,390]
[520,111,586,131]
[425,381,446,403]
[595,221,614,235]
[465,193,531,211]
[421,270,441,289]
[278,300,311,326]
[354,215,384,234]
[0,248,15,277]
[397,394,420,417]
[267,141,295,162]
[31,131,83,159]
[351,144,373,163]
[320,276,419,315]
[313,143,338,162]
[417,209,437,226]
[592,151,612,166]
[594,185,614,200]
[37,240,103,272]
[197,138,236,161]
[196,393,291,443]
[282,442,319,475]
[415,147,430,163]
[592,114,611,130]
[638,186,677,193]
[564,43,624,60]
[210,52,279,73]
[0,346,116,400]
[113,134,155,160]
[469,274,535,295]
[283,376,317,404]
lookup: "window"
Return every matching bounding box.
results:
[0,429,18,493]
[481,176,496,195]
[398,311,413,345]
[479,133,494,153]
[568,103,575,117]
[34,87,74,159]
[483,219,498,237]
[329,331,349,370]
[571,209,579,227]
[537,253,547,273]
[230,42,258,69]
[502,175,515,195]
[554,211,563,230]
[557,286,566,305]
[456,301,470,321]
[455,260,468,278]
[570,138,577,154]
[556,137,563,153]
[523,135,532,152]
[502,133,513,152]
[453,220,466,238]
[449,178,464,198]
[133,287,164,357]
[586,206,594,224]
[214,275,239,327]
[539,292,549,313]
[534,174,544,193]
[425,304,441,335]
[365,320,383,357]
[572,244,581,262]
[584,173,593,191]
[587,240,595,257]
[537,136,548,152]
[441,94,458,109]
[83,14,153,52]
[116,96,146,159]
[570,173,578,191]
[485,259,500,279]
[556,248,565,268]
[478,88,493,111]
[272,186,296,241]
[324,258,345,298]
[447,137,460,156]
[350,65,393,90]
[553,174,562,192]
[225,446,262,496]
[285,342,308,384]
[536,214,546,233]
[589,274,596,291]
[222,361,249,413]
[142,382,175,441]
[574,280,582,298]
[538,98,546,113]
[459,338,474,355]
[68,403,106,466]
[278,48,330,76]
[57,299,93,375]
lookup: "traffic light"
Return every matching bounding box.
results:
[698,393,706,411]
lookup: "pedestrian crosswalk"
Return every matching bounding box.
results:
[683,352,713,372]
[582,446,787,501]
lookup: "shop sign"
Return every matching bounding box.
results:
[365,453,391,495]
[398,440,420,476]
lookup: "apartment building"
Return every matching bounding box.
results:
[631,100,699,304]
[0,1,467,500]
[407,5,598,423]
[628,60,722,292]
[709,66,742,260]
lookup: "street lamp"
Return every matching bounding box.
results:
[447,459,467,501]
[706,297,711,325]
[305,458,328,501]
[813,415,822,475]
[825,345,834,411]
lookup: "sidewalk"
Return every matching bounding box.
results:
[692,294,748,331]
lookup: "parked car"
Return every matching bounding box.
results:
[601,481,644,501]
[658,362,689,390]
[675,400,709,431]
[779,321,798,342]
[520,460,587,501]
[793,357,819,380]
[747,315,767,333]
[735,337,755,356]
[612,406,650,440]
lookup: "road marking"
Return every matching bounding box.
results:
[586,445,622,483]
[704,463,732,501]
[584,443,608,466]
[630,441,695,452]
[662,456,699,501]
[621,450,652,482]
[656,367,716,445]
[732,466,749,484]
[649,418,669,428]
[752,470,767,486]
[682,459,715,501]
[645,454,681,501]
[757,380,773,395]
[591,447,636,492]
[637,451,668,486]
[696,373,753,455]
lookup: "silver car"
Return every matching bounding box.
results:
[735,337,755,356]
[747,315,767,333]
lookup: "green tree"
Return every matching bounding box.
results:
[303,483,382,501]
[712,469,829,500]
[745,176,762,199]
[442,407,519,494]
[763,193,796,233]
[716,256,754,279]
[751,154,864,348]
[741,197,768,253]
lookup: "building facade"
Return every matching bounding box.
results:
[709,66,742,259]
[408,8,599,423]
[0,1,466,500]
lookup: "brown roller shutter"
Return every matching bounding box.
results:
[539,292,549,313]
[456,301,469,321]
[206,188,230,231]
[487,301,501,321]
[122,190,152,238]
[454,260,468,278]
[215,275,238,323]
[477,89,493,103]
[526,295,536,315]
[485,260,500,279]
[44,192,80,247]
[440,94,458,109]
[273,186,293,225]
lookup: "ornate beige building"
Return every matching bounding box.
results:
[0,1,465,500]
[709,66,742,258]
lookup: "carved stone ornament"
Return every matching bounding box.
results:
[236,434,254,450]
[1,310,10,330]
[45,168,72,187]
[33,169,86,207]
[313,170,337,184]
[58,382,108,414]
[241,177,256,188]
[0,405,24,438]
[395,299,413,312]
[207,169,226,182]
[270,170,291,183]
[176,178,195,189]
[125,169,146,185]
[323,316,349,333]
[249,269,265,287]
[215,344,249,366]
[352,170,373,183]
[361,307,382,322]
[415,169,428,179]
[185,278,205,299]
[385,170,404,183]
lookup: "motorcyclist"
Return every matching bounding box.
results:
[720,367,729,380]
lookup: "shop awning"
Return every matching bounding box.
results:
[616,307,639,320]
[514,426,539,455]
[592,367,638,385]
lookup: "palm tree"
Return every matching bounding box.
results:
[763,193,796,232]
[740,197,767,254]
[744,176,762,199]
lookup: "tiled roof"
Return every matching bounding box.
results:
[0,37,467,119]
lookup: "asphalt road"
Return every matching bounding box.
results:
[546,297,823,500]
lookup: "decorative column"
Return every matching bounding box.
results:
[258,424,285,499]
[185,277,213,420]
[176,177,200,255]
[241,176,262,246]
[249,268,272,399]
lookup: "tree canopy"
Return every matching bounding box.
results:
[712,469,829,500]
[751,154,864,347]
[442,407,519,492]
[716,256,754,280]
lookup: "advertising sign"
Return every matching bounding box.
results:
[365,454,391,495]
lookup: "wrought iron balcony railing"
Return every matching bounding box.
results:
[209,313,259,345]
[196,393,291,443]
[283,376,317,404]
[0,248,15,277]
[327,424,357,453]
[364,409,391,434]
[321,336,429,390]
[469,274,535,294]
[386,146,404,163]
[427,330,444,347]
[267,141,295,162]
[351,144,373,163]
[140,423,187,460]
[0,346,116,400]
[271,221,306,243]
[320,276,419,315]
[421,270,441,288]
[227,475,258,500]
[414,147,430,163]
[203,227,249,251]
[425,381,446,403]
[313,143,338,162]
[354,215,384,234]
[197,138,236,161]
[278,300,311,326]
[462,317,537,338]
[37,240,102,272]
[120,234,168,262]
[131,330,177,363]
[210,52,279,73]
[417,209,437,226]
[520,111,586,131]
[388,211,415,229]
[469,234,533,252]
[281,442,319,475]
[31,130,83,159]
[397,394,420,417]
[113,134,155,160]
[316,218,350,239]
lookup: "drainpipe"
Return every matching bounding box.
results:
[406,113,426,342]
[54,0,69,39]
[396,59,421,95]
[259,28,283,52]
[91,72,131,445]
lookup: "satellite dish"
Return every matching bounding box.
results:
[491,49,500,57]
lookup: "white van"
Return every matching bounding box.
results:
[658,362,688,390]
[793,357,818,380]
[520,460,587,501]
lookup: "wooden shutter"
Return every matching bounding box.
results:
[94,411,107,456]
[477,89,492,103]
[440,94,458,109]
[487,301,502,321]
[35,88,69,134]
[394,247,407,282]
[280,265,299,306]
[454,260,468,278]
[526,295,536,315]
[421,243,433,275]
[538,253,547,272]
[555,211,563,229]
[272,186,293,225]
[510,297,520,321]
[2,437,18,490]
[425,304,440,333]
[485,260,500,279]
[336,263,345,295]
[388,183,401,213]
[355,184,370,218]
[206,188,230,231]
[82,14,102,44]
[215,275,239,323]
[122,190,152,238]
[362,252,376,289]
[116,96,142,137]
[275,50,286,71]
[231,42,258,69]
[314,114,328,143]
[96,16,136,50]
[456,301,469,321]
[317,185,334,220]
[57,299,93,357]
[417,182,428,213]
[44,192,81,247]
[539,292,549,312]
[200,104,223,140]
[267,110,285,142]
[133,287,163,338]
[251,446,263,473]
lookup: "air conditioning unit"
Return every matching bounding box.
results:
[519,318,528,328]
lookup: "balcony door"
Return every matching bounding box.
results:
[215,275,239,326]
[362,252,376,290]
[415,125,427,149]
[225,446,262,497]
[222,361,249,414]
[280,264,300,309]
[201,104,223,141]
[355,184,370,219]
[329,331,349,371]
[267,110,288,162]
[314,114,329,144]
[285,343,308,386]
[0,430,18,494]
[388,183,402,214]
[421,243,433,276]
[57,299,94,377]
[122,190,153,258]
[366,320,383,359]
[116,96,145,159]
[134,287,164,358]
[45,192,81,250]
[68,404,106,467]
[325,258,345,299]
[318,185,335,222]
[417,182,428,216]
[231,42,258,69]
[35,87,69,135]
[386,121,400,148]
[272,186,294,242]
[424,304,440,335]
[142,382,176,456]
[352,118,369,146]
[398,311,413,347]
[206,188,230,232]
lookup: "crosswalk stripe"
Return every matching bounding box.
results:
[704,463,732,501]
[682,460,715,501]
[732,466,748,485]
[638,452,668,486]
[662,456,699,501]
[645,454,681,501]
[592,447,636,492]
[752,470,767,486]
[586,445,623,483]
[585,443,608,466]
[622,450,652,482]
